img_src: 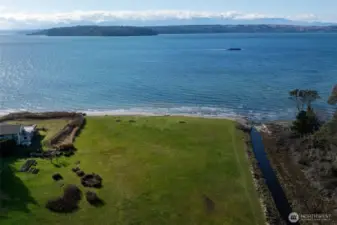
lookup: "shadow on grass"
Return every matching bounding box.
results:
[90,199,105,208]
[74,119,87,140]
[30,133,45,151]
[0,159,38,216]
[45,199,80,214]
[0,133,45,216]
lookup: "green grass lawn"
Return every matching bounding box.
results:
[1,116,265,225]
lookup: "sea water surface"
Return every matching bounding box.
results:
[0,33,336,120]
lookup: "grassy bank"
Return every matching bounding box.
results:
[1,116,265,225]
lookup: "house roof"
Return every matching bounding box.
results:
[0,124,22,135]
[23,125,37,133]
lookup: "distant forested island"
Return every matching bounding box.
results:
[29,25,337,36]
[29,26,158,36]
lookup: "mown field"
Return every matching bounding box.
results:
[0,116,265,225]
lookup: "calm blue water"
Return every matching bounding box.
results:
[0,33,336,120]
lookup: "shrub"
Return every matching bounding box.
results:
[63,151,74,157]
[76,170,85,177]
[72,167,80,172]
[46,197,77,213]
[292,110,321,135]
[52,173,63,181]
[63,184,82,202]
[46,185,82,213]
[81,173,103,188]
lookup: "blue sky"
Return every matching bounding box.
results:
[1,0,336,17]
[0,0,336,29]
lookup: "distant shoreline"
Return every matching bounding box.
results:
[28,24,337,36]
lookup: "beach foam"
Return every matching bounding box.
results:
[83,106,242,119]
[80,106,293,122]
[0,106,298,122]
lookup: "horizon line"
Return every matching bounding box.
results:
[2,23,337,31]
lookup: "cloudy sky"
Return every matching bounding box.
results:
[0,0,336,29]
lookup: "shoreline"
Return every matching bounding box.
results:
[0,106,299,122]
[88,112,246,120]
[0,110,247,121]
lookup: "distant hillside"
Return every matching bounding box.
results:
[28,25,337,36]
[29,26,158,36]
[149,24,337,34]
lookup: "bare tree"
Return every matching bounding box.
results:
[289,89,321,112]
[289,89,302,111]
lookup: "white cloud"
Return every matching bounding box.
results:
[288,14,318,21]
[0,10,278,22]
[0,9,330,29]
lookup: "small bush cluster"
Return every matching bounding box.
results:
[52,173,63,181]
[72,167,80,172]
[46,184,82,213]
[76,170,85,177]
[81,173,103,188]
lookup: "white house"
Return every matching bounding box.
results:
[21,125,37,146]
[0,124,37,146]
